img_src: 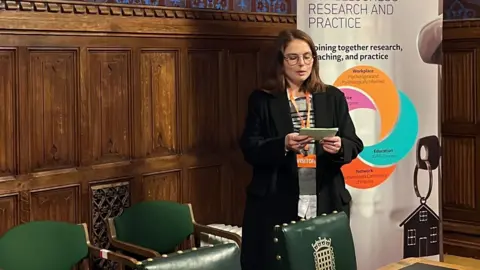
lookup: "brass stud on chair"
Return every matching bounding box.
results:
[300,218,305,221]
[273,238,278,243]
[276,255,282,260]
[147,258,153,262]
[291,221,296,224]
[333,210,338,214]
[177,250,183,254]
[282,223,288,226]
[275,225,280,228]
[162,254,168,258]
[192,247,197,251]
[136,262,142,265]
[322,213,327,216]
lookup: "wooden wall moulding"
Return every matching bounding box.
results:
[443,19,480,40]
[0,3,287,268]
[442,19,480,258]
[0,0,295,37]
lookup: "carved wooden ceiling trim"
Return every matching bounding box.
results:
[0,0,296,24]
[0,0,295,36]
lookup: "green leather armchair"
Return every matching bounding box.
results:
[0,221,138,270]
[272,211,356,270]
[135,243,241,270]
[106,201,241,260]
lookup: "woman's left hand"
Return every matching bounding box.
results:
[322,136,342,154]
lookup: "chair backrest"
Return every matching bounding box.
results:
[113,200,194,254]
[272,212,356,270]
[0,221,88,270]
[137,243,241,270]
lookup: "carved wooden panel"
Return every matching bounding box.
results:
[81,50,132,165]
[19,191,30,224]
[183,165,223,224]
[0,194,19,236]
[227,50,258,149]
[90,179,130,269]
[258,45,276,84]
[137,50,179,158]
[142,171,181,202]
[23,50,78,173]
[442,21,480,258]
[442,136,476,211]
[227,50,258,224]
[29,185,80,223]
[0,50,16,177]
[442,50,475,124]
[0,0,294,251]
[185,50,221,153]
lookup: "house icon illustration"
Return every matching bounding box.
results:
[399,203,440,258]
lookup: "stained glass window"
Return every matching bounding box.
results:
[190,0,228,10]
[255,0,288,14]
[234,0,251,12]
[142,0,162,5]
[444,0,480,20]
[166,0,186,7]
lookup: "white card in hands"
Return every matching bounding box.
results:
[299,128,338,141]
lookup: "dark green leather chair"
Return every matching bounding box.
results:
[106,201,241,260]
[0,221,137,270]
[135,243,241,270]
[272,211,356,270]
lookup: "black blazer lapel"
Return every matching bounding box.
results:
[269,91,293,137]
[312,92,334,161]
[313,92,334,128]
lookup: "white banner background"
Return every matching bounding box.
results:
[297,1,441,269]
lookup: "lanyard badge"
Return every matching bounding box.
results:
[288,90,315,168]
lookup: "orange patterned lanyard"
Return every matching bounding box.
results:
[288,90,311,150]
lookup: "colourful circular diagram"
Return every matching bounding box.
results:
[334,65,418,189]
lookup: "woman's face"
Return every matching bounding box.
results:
[283,39,314,87]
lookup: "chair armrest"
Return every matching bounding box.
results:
[193,222,242,247]
[87,244,140,268]
[109,238,161,258]
[105,218,161,259]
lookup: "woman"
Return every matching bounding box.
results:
[239,29,363,270]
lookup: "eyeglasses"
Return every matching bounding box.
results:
[284,53,314,66]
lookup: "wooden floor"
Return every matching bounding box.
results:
[445,255,480,268]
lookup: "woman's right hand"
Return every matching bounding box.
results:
[285,133,313,153]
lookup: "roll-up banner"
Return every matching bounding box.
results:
[297,1,442,269]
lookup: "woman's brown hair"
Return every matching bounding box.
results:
[261,29,326,93]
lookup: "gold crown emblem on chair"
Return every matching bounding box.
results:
[312,237,336,270]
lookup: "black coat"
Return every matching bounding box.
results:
[239,85,363,270]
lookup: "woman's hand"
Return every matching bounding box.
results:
[322,136,342,154]
[285,133,312,153]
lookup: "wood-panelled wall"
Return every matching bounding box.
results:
[442,20,480,258]
[6,0,480,262]
[0,0,294,266]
